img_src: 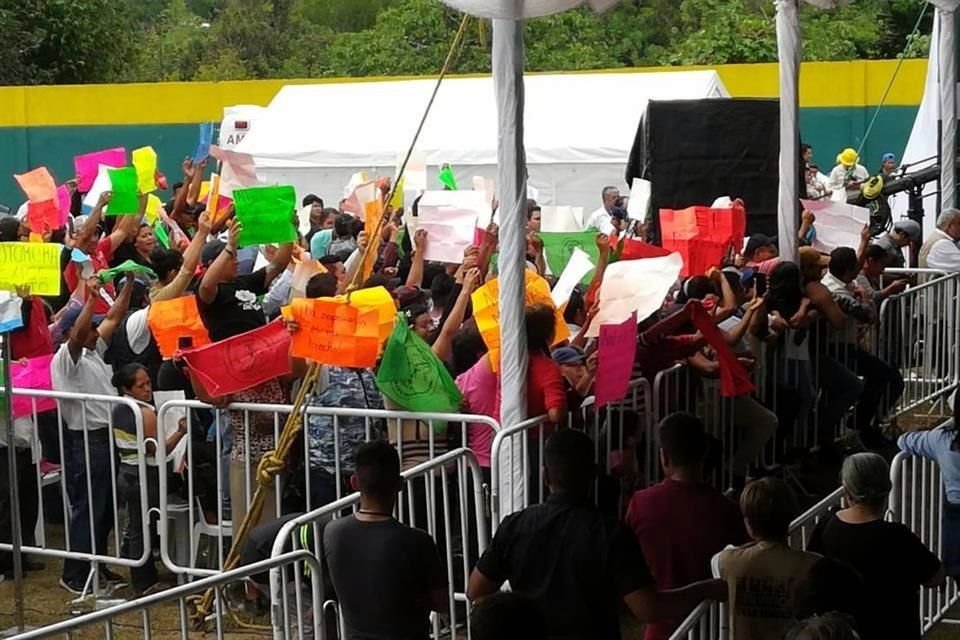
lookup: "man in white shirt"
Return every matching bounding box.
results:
[52,275,133,594]
[583,186,619,235]
[827,148,869,201]
[919,208,960,271]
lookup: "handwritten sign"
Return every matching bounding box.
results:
[595,313,637,408]
[0,243,62,296]
[147,296,211,357]
[586,252,683,338]
[288,298,379,367]
[15,167,57,203]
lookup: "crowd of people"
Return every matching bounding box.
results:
[0,139,957,640]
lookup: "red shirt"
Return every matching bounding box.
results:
[495,352,567,433]
[64,236,116,314]
[625,478,748,640]
[11,297,53,360]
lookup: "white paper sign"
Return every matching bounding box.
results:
[82,165,112,212]
[628,178,652,221]
[417,190,486,263]
[551,247,594,307]
[801,199,869,254]
[210,145,259,197]
[586,252,683,338]
[540,205,585,233]
[343,180,378,220]
[153,390,188,470]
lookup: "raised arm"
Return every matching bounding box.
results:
[585,233,611,308]
[406,229,428,288]
[198,217,241,304]
[74,192,111,249]
[107,194,146,253]
[710,268,738,322]
[66,278,101,363]
[433,268,480,361]
[264,235,295,290]
[186,159,206,206]
[97,273,135,345]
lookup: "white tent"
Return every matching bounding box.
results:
[234,71,728,209]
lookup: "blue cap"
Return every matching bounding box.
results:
[551,346,585,365]
[882,153,896,163]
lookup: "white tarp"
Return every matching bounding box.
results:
[234,71,728,210]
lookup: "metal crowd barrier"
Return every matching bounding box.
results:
[889,451,960,636]
[154,399,499,578]
[668,486,846,640]
[8,551,322,639]
[268,448,489,640]
[1,388,151,601]
[489,377,653,529]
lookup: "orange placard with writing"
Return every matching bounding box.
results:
[316,285,397,344]
[289,298,380,367]
[471,270,569,371]
[147,295,212,357]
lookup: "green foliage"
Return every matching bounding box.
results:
[0,0,936,85]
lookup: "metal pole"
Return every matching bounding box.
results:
[1,333,25,632]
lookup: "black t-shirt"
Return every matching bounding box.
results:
[809,513,941,640]
[323,516,445,640]
[110,240,153,269]
[197,268,269,343]
[476,493,655,640]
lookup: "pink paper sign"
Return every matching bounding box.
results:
[74,147,126,192]
[12,354,56,418]
[56,185,71,226]
[595,312,637,408]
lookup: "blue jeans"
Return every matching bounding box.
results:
[62,430,116,585]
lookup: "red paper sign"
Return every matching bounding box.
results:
[659,202,746,277]
[179,319,291,397]
[26,200,60,233]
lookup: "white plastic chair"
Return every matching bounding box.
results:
[190,498,232,569]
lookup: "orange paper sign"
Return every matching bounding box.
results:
[147,295,212,357]
[289,298,380,367]
[15,167,57,203]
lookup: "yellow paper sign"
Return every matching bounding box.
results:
[145,194,163,226]
[361,199,383,283]
[0,242,62,296]
[472,270,569,370]
[318,285,397,344]
[132,146,158,194]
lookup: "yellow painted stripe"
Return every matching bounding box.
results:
[0,59,928,128]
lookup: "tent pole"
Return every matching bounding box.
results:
[492,17,529,517]
[775,0,800,262]
[939,5,958,210]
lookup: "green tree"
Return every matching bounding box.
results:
[132,0,209,82]
[3,0,136,84]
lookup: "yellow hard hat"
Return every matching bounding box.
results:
[837,148,858,167]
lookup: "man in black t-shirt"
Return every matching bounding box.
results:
[467,430,726,640]
[197,217,293,342]
[323,441,447,640]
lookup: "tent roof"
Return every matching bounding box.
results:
[237,70,729,168]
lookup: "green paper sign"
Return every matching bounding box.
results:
[106,167,140,215]
[233,185,298,248]
[154,222,170,249]
[375,313,462,419]
[438,165,457,191]
[97,259,157,283]
[538,231,601,285]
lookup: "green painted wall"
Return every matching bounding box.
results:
[0,104,921,211]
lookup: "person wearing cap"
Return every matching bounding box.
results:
[809,453,944,640]
[52,274,137,594]
[827,148,869,201]
[919,208,960,271]
[871,219,920,269]
[742,234,779,276]
[881,152,898,177]
[551,346,597,424]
